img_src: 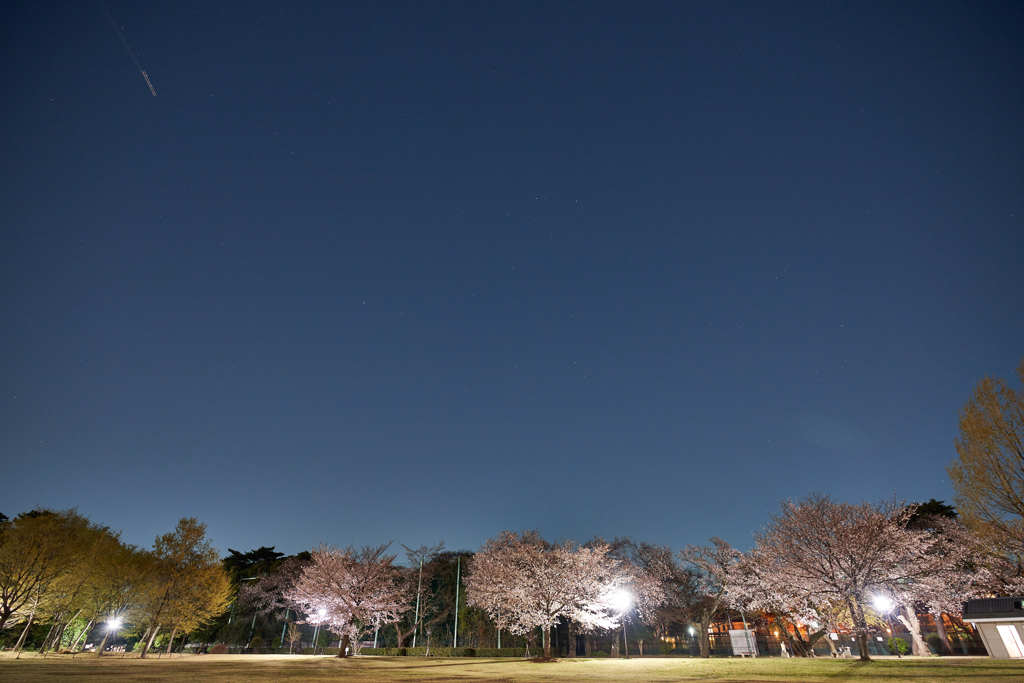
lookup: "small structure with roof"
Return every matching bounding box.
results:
[963,598,1024,659]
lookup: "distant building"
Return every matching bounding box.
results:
[964,598,1024,659]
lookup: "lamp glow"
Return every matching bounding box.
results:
[608,588,632,614]
[317,607,327,619]
[871,594,894,613]
[107,617,122,632]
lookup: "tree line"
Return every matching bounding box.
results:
[0,514,229,657]
[1,359,1020,661]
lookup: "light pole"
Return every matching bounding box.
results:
[871,594,897,657]
[453,556,461,648]
[232,575,259,650]
[403,541,444,649]
[609,589,632,658]
[311,608,326,655]
[106,617,122,654]
[412,555,424,648]
[740,608,756,657]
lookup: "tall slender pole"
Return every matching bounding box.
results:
[374,623,379,648]
[412,556,424,648]
[497,628,501,649]
[452,556,461,648]
[312,622,320,655]
[740,608,755,657]
[622,619,628,658]
[248,612,257,648]
[280,609,289,649]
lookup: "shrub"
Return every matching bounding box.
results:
[427,647,475,657]
[209,643,229,655]
[590,650,609,657]
[474,647,528,657]
[360,647,406,656]
[887,637,909,656]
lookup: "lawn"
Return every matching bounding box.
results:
[2,653,1023,681]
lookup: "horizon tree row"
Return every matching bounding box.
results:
[1,358,1020,660]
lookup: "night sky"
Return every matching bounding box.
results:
[3,1,1021,556]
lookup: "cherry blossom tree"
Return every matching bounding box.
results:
[465,531,637,659]
[610,541,694,648]
[727,549,839,657]
[679,538,743,658]
[751,496,948,661]
[239,555,310,631]
[283,544,409,657]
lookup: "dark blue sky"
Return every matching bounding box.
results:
[3,1,1021,555]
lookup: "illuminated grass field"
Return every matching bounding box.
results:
[3,653,1024,681]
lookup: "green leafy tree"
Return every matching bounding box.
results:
[0,510,86,638]
[136,518,231,658]
[949,360,1024,556]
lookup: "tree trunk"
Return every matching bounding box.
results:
[933,612,954,654]
[855,631,870,661]
[566,620,576,657]
[140,624,160,659]
[166,627,178,655]
[0,607,13,632]
[96,628,111,656]
[542,624,551,658]
[54,611,81,652]
[699,617,711,658]
[13,600,38,656]
[897,608,930,656]
[847,598,871,661]
[584,635,592,656]
[394,623,406,648]
[825,632,838,656]
[72,619,94,653]
[38,619,59,656]
[338,632,351,658]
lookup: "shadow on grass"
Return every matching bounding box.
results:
[348,656,529,672]
[814,659,1024,680]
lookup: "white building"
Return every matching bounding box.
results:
[964,598,1024,659]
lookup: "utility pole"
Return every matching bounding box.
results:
[404,542,443,649]
[740,608,756,657]
[453,556,461,648]
[412,555,424,647]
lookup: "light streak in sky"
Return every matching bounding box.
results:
[102,1,157,96]
[140,70,157,97]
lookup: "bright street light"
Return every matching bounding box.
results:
[311,607,328,655]
[607,588,633,658]
[608,588,632,614]
[871,594,894,613]
[106,617,122,632]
